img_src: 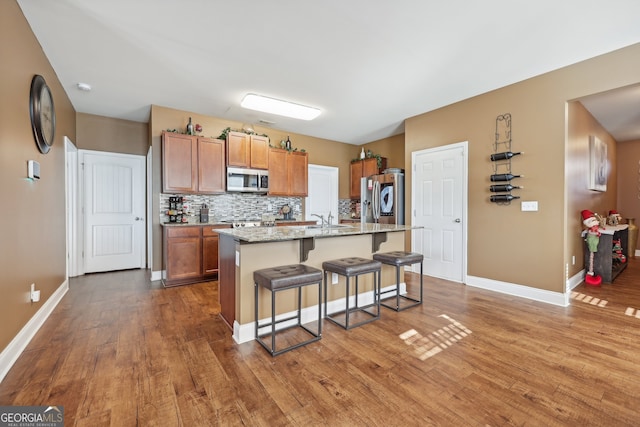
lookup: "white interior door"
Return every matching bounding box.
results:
[305,164,339,224]
[412,142,467,282]
[82,150,145,273]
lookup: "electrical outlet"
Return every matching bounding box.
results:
[521,201,538,212]
[572,255,576,265]
[332,273,338,284]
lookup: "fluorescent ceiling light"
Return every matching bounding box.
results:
[241,93,321,120]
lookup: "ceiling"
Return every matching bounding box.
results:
[17,0,640,145]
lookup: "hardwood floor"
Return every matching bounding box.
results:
[2,261,640,426]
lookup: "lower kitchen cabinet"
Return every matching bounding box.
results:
[202,226,220,277]
[163,224,230,287]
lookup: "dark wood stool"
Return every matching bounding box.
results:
[322,257,381,329]
[373,251,423,311]
[254,264,323,356]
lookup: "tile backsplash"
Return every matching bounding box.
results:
[160,193,353,224]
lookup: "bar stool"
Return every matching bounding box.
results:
[373,251,424,311]
[322,257,381,329]
[254,264,323,356]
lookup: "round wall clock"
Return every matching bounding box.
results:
[29,74,56,154]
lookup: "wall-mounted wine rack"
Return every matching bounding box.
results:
[490,113,522,204]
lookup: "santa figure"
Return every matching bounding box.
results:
[582,209,602,286]
[608,209,622,226]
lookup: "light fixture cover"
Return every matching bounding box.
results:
[241,94,321,120]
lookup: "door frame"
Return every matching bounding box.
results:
[65,137,80,277]
[411,141,468,282]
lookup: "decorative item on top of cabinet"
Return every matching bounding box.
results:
[225,130,270,169]
[489,113,523,204]
[162,131,226,194]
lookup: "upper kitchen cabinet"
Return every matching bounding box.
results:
[350,157,386,199]
[268,148,308,197]
[226,131,269,169]
[162,131,225,194]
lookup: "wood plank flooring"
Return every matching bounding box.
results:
[1,261,640,426]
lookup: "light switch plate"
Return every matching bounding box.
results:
[521,201,538,211]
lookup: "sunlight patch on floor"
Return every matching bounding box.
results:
[624,307,640,318]
[399,314,472,361]
[571,291,608,307]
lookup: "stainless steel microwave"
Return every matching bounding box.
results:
[226,167,269,193]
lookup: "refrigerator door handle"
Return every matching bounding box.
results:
[372,180,380,221]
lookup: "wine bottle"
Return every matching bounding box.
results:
[490,194,520,202]
[490,151,522,161]
[186,117,194,135]
[489,184,522,192]
[285,136,292,150]
[490,173,522,182]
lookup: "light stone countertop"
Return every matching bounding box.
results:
[216,223,419,243]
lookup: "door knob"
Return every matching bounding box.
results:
[454,218,461,223]
[135,217,143,221]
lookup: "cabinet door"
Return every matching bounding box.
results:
[362,157,379,177]
[288,151,308,196]
[350,161,364,199]
[198,137,225,193]
[165,227,202,283]
[226,131,250,167]
[250,135,270,169]
[268,148,289,195]
[202,234,219,277]
[163,132,197,193]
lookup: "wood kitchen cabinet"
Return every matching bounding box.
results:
[163,224,231,287]
[350,157,386,199]
[164,226,202,286]
[226,131,269,169]
[202,226,221,278]
[162,131,225,194]
[268,148,308,196]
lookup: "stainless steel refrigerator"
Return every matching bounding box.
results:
[360,170,405,225]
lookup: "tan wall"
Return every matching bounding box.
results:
[359,134,405,171]
[617,138,640,229]
[0,1,76,352]
[567,101,618,277]
[76,113,148,156]
[406,43,640,293]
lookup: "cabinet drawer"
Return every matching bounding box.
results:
[166,226,201,238]
[202,225,232,236]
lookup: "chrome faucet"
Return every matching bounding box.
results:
[327,211,334,226]
[311,212,333,227]
[311,213,326,227]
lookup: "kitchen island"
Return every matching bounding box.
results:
[217,223,418,343]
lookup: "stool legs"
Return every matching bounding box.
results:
[255,280,322,356]
[324,268,380,330]
[380,261,423,311]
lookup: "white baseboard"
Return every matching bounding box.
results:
[0,279,69,383]
[232,283,404,344]
[466,275,568,307]
[567,269,585,292]
[150,270,163,282]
